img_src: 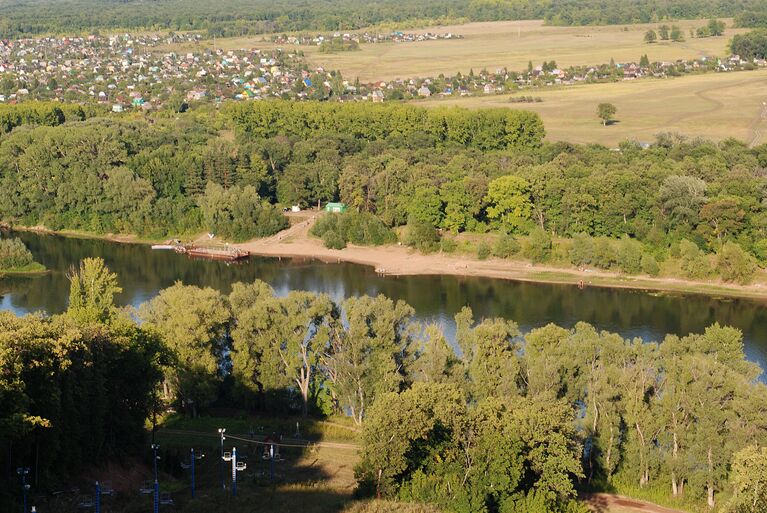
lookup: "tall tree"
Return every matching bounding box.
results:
[66,257,122,324]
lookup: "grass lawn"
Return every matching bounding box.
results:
[417,69,767,146]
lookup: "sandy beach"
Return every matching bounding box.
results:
[235,213,767,301]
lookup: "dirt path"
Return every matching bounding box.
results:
[749,101,767,148]
[235,220,767,300]
[584,493,687,513]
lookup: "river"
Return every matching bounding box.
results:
[3,230,767,373]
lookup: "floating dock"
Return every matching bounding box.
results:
[175,245,249,261]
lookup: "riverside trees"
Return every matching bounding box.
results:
[2,262,766,511]
[132,273,767,511]
[0,259,166,510]
[2,101,767,284]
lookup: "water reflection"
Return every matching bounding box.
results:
[3,230,767,372]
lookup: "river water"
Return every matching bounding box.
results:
[3,230,767,373]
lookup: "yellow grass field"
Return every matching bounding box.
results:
[162,19,747,83]
[300,19,747,82]
[418,70,767,147]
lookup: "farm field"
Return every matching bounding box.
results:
[418,69,767,146]
[160,19,747,83]
[302,19,743,82]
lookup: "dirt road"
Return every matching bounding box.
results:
[584,493,687,513]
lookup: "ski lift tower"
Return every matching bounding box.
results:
[222,447,247,497]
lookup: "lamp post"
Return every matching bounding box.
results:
[95,481,101,513]
[16,467,30,513]
[151,444,160,513]
[217,428,226,490]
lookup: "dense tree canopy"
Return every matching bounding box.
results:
[3,258,767,511]
[0,0,765,38]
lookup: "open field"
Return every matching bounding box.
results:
[158,19,747,82]
[304,19,746,82]
[418,69,767,146]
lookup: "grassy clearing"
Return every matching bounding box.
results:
[418,69,767,146]
[0,262,47,274]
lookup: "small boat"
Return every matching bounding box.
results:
[151,244,177,250]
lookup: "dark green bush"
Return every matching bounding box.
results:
[477,241,491,260]
[322,229,346,250]
[492,234,521,258]
[404,220,440,254]
[641,253,661,276]
[0,238,35,269]
[311,212,396,249]
[523,228,552,264]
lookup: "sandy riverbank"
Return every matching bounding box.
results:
[235,214,767,301]
[6,219,766,301]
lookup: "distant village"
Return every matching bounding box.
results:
[0,30,765,110]
[272,30,462,47]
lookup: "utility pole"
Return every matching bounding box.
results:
[217,428,226,490]
[16,467,30,513]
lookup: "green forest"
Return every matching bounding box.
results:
[2,101,767,283]
[1,0,767,38]
[2,258,766,512]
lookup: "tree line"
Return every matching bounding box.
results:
[136,269,767,512]
[3,102,767,283]
[730,29,767,59]
[0,259,166,509]
[4,258,764,511]
[1,0,767,38]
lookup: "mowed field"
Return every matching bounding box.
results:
[418,69,767,147]
[300,19,746,82]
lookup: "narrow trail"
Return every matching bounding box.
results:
[258,212,320,245]
[749,101,767,148]
[584,493,687,513]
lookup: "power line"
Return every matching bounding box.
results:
[158,428,359,450]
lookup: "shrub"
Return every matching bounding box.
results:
[311,211,396,248]
[592,237,616,269]
[617,235,643,274]
[717,241,757,284]
[569,233,594,267]
[440,238,458,253]
[477,241,491,260]
[679,239,712,279]
[493,234,521,258]
[404,220,440,254]
[523,228,552,264]
[0,237,35,269]
[322,229,346,250]
[641,253,661,276]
